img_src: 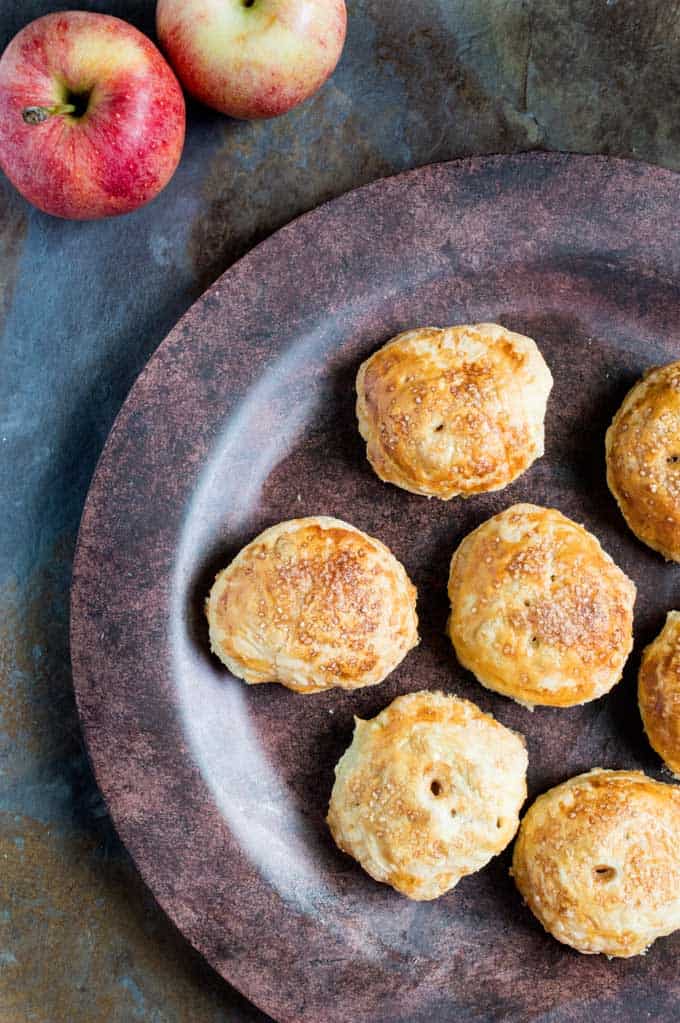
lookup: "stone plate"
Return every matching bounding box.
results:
[70,154,680,1023]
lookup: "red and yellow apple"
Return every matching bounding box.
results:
[156,0,347,120]
[0,12,186,219]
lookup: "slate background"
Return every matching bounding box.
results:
[3,2,680,1020]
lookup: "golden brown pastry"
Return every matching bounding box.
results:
[639,611,680,777]
[355,323,553,499]
[512,769,680,957]
[606,361,680,561]
[327,690,528,900]
[206,516,418,694]
[447,504,636,708]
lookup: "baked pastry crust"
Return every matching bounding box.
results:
[447,503,636,707]
[606,361,680,561]
[327,690,528,900]
[206,516,418,694]
[355,323,553,499]
[639,611,680,777]
[512,769,680,957]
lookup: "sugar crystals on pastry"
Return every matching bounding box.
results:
[356,323,553,500]
[447,503,636,707]
[606,360,680,561]
[639,610,680,777]
[206,516,418,694]
[327,690,528,900]
[512,769,680,957]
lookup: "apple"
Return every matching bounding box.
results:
[156,0,347,120]
[0,12,186,220]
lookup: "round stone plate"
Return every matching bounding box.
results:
[71,155,680,1023]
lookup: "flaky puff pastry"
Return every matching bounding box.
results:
[327,691,527,900]
[206,517,418,694]
[606,361,680,561]
[639,611,680,777]
[448,504,636,708]
[355,324,553,499]
[512,770,680,957]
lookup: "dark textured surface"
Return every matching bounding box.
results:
[5,1,680,1020]
[72,154,680,1023]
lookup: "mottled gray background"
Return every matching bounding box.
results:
[2,2,680,1020]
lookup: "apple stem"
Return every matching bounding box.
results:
[22,103,77,125]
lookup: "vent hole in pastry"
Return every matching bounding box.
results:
[434,423,444,433]
[524,600,531,607]
[430,780,442,797]
[496,818,503,829]
[450,808,457,817]
[667,455,680,464]
[530,636,538,645]
[594,865,616,881]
